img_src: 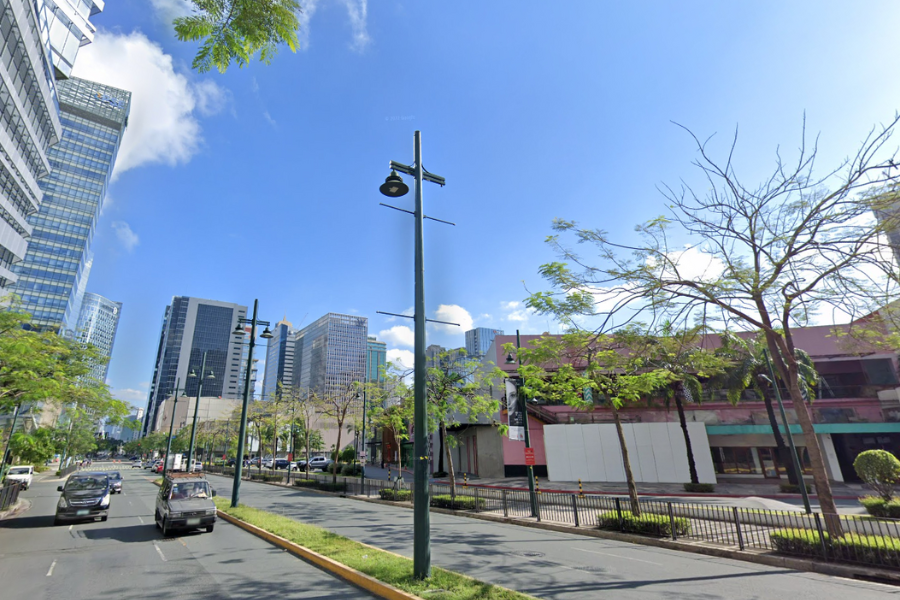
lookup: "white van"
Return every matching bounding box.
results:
[6,465,34,490]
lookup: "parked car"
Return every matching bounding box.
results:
[292,460,308,471]
[155,473,217,536]
[273,458,291,470]
[191,460,202,472]
[107,471,123,494]
[153,461,164,473]
[55,472,111,524]
[131,460,143,469]
[143,460,155,470]
[308,456,333,471]
[6,465,33,490]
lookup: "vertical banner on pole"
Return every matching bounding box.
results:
[506,379,525,441]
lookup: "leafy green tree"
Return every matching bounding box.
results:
[524,121,900,531]
[513,332,673,515]
[854,449,900,501]
[174,0,301,73]
[8,427,55,464]
[424,350,504,496]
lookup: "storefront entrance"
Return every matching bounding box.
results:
[832,433,900,482]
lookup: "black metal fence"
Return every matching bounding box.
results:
[0,482,21,511]
[205,466,900,570]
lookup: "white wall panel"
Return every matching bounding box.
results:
[632,424,659,483]
[582,424,607,481]
[568,425,589,480]
[652,424,679,483]
[665,423,691,483]
[621,424,643,481]
[687,422,716,484]
[599,424,625,481]
[543,425,571,481]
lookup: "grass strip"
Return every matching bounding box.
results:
[214,498,538,600]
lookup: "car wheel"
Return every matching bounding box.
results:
[205,524,214,533]
[161,516,170,537]
[154,511,161,529]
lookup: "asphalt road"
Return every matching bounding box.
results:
[0,468,375,600]
[207,474,900,600]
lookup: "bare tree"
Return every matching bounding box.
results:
[528,117,900,533]
[319,378,360,485]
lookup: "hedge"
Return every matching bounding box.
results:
[293,479,318,487]
[341,463,363,476]
[859,495,900,519]
[250,474,282,482]
[291,479,347,493]
[597,510,691,537]
[779,483,813,494]
[430,494,486,510]
[682,483,715,493]
[379,489,412,501]
[770,528,900,567]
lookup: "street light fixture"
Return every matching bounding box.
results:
[507,331,538,517]
[379,130,446,580]
[230,300,272,507]
[186,352,215,469]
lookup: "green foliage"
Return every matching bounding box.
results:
[859,495,900,519]
[292,479,317,487]
[597,510,691,537]
[340,463,362,476]
[8,428,55,465]
[339,446,356,462]
[682,482,715,493]
[379,489,411,501]
[771,528,900,567]
[173,0,301,73]
[250,473,282,482]
[430,494,486,510]
[853,450,900,501]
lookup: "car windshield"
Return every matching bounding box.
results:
[67,476,107,491]
[108,472,122,480]
[9,467,29,474]
[170,481,210,500]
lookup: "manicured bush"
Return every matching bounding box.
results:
[293,479,317,487]
[379,489,411,501]
[771,528,900,567]
[597,510,691,537]
[779,483,813,494]
[683,482,715,493]
[327,463,341,474]
[853,450,900,501]
[430,494,486,510]
[859,495,900,519]
[250,474,282,482]
[341,463,363,476]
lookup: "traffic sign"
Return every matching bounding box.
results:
[524,448,536,466]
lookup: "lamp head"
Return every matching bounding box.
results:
[260,326,273,339]
[505,352,516,365]
[188,368,197,378]
[379,170,409,197]
[233,323,245,335]
[206,370,215,380]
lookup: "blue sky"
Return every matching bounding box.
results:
[71,1,900,410]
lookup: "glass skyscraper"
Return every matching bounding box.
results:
[10,77,130,331]
[74,290,120,382]
[143,296,248,434]
[366,336,386,383]
[41,0,104,79]
[261,318,295,400]
[465,327,504,359]
[293,313,367,396]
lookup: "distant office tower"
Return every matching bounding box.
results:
[143,297,248,434]
[367,336,386,383]
[11,77,130,331]
[236,323,259,397]
[74,291,121,382]
[0,0,105,290]
[261,317,295,400]
[293,313,367,395]
[465,327,504,359]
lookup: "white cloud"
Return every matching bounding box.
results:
[340,0,370,51]
[431,304,473,334]
[649,245,726,282]
[387,349,413,370]
[149,0,193,23]
[378,325,414,348]
[297,0,319,50]
[72,31,227,178]
[500,300,534,323]
[112,221,139,251]
[263,111,277,127]
[385,307,414,322]
[113,388,147,404]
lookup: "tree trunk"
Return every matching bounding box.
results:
[438,426,445,473]
[612,403,641,516]
[333,425,342,486]
[673,391,699,484]
[762,392,799,485]
[305,422,311,480]
[442,422,456,496]
[768,336,842,535]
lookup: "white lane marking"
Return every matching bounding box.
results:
[46,560,57,577]
[153,542,167,562]
[573,546,663,565]
[138,516,144,524]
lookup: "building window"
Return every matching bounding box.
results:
[711,447,761,475]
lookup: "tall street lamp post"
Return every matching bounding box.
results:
[230,299,272,507]
[186,351,214,470]
[505,330,538,517]
[162,378,189,477]
[379,131,446,580]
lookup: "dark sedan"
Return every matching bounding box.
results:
[55,472,111,524]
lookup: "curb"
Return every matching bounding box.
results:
[0,498,31,520]
[216,510,422,600]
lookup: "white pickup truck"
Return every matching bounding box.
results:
[6,465,34,490]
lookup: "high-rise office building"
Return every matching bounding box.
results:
[465,327,504,359]
[261,317,295,400]
[10,77,130,331]
[74,290,120,382]
[366,336,386,383]
[0,0,105,290]
[143,296,248,434]
[293,313,367,396]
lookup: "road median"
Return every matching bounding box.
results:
[213,498,538,600]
